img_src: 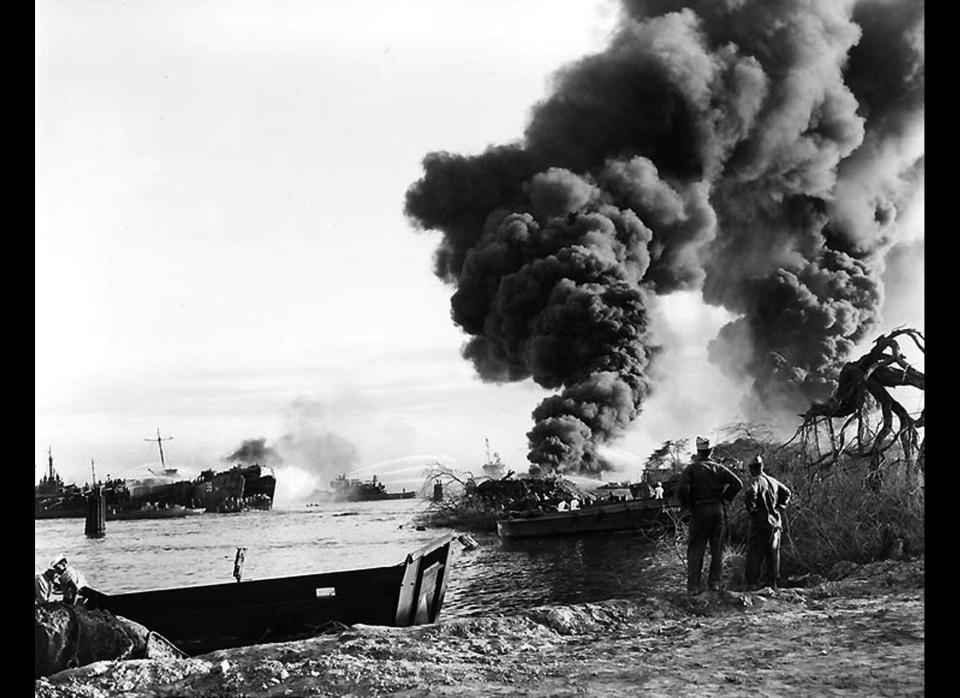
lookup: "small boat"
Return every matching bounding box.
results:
[496,498,680,538]
[82,533,457,655]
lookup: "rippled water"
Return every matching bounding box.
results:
[34,498,669,621]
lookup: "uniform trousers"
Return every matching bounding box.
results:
[745,523,781,588]
[687,501,725,593]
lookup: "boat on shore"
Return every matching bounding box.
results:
[81,533,457,655]
[496,497,681,538]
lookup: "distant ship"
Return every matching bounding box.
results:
[35,448,134,520]
[34,448,277,519]
[328,474,417,502]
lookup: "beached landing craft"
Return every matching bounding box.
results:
[496,498,681,538]
[81,533,457,656]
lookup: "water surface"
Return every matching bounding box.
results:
[34,499,669,620]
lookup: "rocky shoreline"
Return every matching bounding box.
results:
[35,550,924,697]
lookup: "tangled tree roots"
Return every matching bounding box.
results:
[797,329,924,483]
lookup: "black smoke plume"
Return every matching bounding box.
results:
[404,0,924,475]
[224,432,359,477]
[225,438,280,465]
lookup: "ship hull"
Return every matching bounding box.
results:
[333,490,417,503]
[36,501,205,521]
[192,465,276,513]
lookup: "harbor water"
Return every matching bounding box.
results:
[34,498,674,621]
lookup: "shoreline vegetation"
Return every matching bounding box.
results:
[418,429,924,581]
[36,428,925,696]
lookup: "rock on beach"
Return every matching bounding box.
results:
[34,552,924,697]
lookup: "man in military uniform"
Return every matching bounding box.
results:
[676,437,743,595]
[743,455,792,590]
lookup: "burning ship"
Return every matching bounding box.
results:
[189,463,277,513]
[328,474,417,502]
[35,449,277,519]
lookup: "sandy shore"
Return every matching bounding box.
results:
[35,550,924,697]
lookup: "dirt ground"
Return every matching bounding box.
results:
[34,551,924,697]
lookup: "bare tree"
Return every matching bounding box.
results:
[797,328,924,483]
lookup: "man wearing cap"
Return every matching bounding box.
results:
[744,455,792,590]
[47,555,88,605]
[676,436,743,595]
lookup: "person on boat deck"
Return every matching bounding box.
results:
[743,455,792,590]
[676,437,743,595]
[569,498,580,510]
[557,500,570,512]
[48,555,88,605]
[654,482,664,499]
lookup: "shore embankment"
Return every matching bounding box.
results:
[35,549,924,697]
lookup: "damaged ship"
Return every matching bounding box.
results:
[35,451,277,519]
[189,463,277,513]
[328,474,417,502]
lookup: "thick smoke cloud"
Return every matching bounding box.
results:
[224,431,359,476]
[225,438,280,465]
[404,0,924,475]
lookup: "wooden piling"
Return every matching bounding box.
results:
[85,486,106,538]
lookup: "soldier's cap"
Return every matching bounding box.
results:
[696,436,711,450]
[751,454,764,466]
[49,554,68,569]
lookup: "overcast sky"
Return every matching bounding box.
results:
[36,0,923,501]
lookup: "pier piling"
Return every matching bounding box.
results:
[85,486,106,538]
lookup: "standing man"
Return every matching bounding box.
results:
[676,437,743,595]
[744,455,792,590]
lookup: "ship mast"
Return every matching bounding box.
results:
[48,446,54,481]
[145,428,173,469]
